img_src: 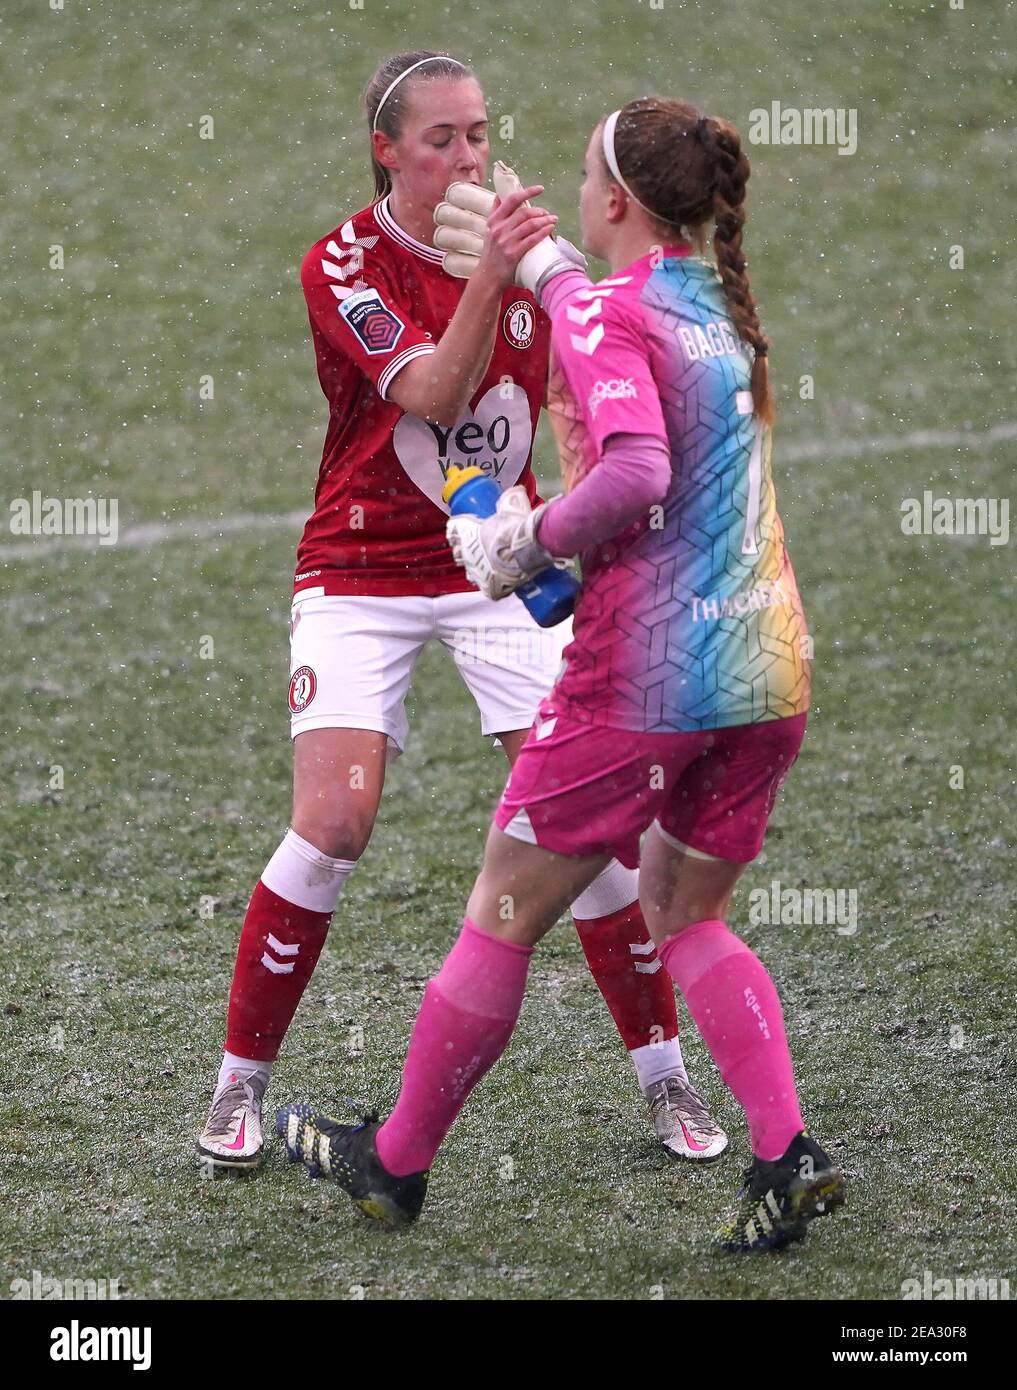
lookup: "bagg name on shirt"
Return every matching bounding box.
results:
[678,320,745,362]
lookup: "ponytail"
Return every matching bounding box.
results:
[699,117,774,427]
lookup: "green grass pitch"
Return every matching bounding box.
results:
[2,0,1015,1299]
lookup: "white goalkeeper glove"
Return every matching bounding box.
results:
[433,161,587,299]
[446,485,560,601]
[432,180,491,278]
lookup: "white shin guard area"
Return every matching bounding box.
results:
[260,828,358,914]
[570,858,639,919]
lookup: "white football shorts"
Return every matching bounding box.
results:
[287,589,573,758]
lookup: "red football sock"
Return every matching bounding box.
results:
[225,881,332,1062]
[573,901,680,1051]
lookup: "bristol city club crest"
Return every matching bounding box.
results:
[502,299,535,350]
[288,665,317,713]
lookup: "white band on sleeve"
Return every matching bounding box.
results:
[378,341,436,401]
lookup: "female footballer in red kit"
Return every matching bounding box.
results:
[197,53,727,1169]
[277,96,847,1253]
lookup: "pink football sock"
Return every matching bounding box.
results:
[658,919,804,1161]
[375,918,533,1177]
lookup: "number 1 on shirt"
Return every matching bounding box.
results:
[741,421,765,556]
[738,392,764,557]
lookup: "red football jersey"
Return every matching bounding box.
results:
[295,194,551,597]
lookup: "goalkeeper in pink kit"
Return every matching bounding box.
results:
[278,97,846,1252]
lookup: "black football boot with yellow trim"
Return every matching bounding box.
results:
[716,1129,846,1253]
[275,1102,427,1226]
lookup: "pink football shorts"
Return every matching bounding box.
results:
[493,699,808,869]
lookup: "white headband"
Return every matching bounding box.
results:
[372,56,467,133]
[601,108,660,217]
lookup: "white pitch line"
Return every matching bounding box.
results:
[0,508,308,561]
[0,420,1013,563]
[780,419,1017,462]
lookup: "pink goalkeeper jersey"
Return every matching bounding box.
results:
[543,245,811,733]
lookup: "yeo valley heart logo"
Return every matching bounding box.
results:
[392,383,533,514]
